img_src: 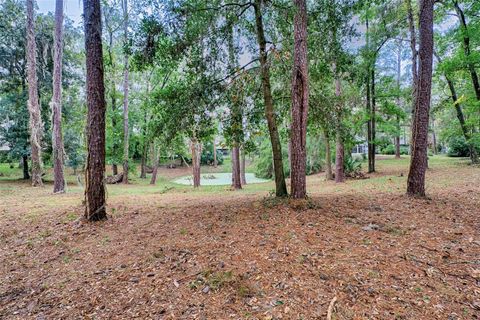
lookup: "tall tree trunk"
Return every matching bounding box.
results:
[407,0,434,197]
[213,137,217,168]
[395,40,402,159]
[52,0,66,193]
[324,129,333,180]
[365,16,374,173]
[335,134,345,183]
[290,0,309,198]
[431,117,437,154]
[22,155,30,180]
[190,139,201,188]
[84,0,107,220]
[435,52,479,163]
[406,0,418,152]
[232,146,241,189]
[26,0,43,187]
[333,61,345,183]
[150,143,159,185]
[453,1,480,101]
[227,20,242,190]
[253,0,287,197]
[369,67,376,171]
[121,0,129,184]
[240,148,246,185]
[140,142,147,178]
[107,19,118,176]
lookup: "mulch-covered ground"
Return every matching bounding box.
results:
[0,159,479,319]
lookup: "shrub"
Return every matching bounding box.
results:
[344,157,362,175]
[447,136,470,157]
[381,144,409,155]
[201,142,224,165]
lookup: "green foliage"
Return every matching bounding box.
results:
[381,144,409,155]
[447,136,471,157]
[201,142,224,166]
[344,156,362,175]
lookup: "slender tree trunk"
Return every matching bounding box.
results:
[253,0,287,197]
[240,148,246,185]
[213,137,217,168]
[84,0,107,220]
[107,21,118,176]
[407,0,434,197]
[26,0,43,187]
[289,0,309,198]
[435,52,479,163]
[453,1,480,101]
[121,0,129,184]
[395,40,402,159]
[150,144,159,185]
[140,142,147,178]
[324,129,333,181]
[335,134,345,183]
[365,16,374,173]
[22,155,30,180]
[431,118,437,154]
[51,0,66,193]
[333,61,345,183]
[190,139,201,188]
[232,146,241,189]
[369,68,376,171]
[406,0,418,153]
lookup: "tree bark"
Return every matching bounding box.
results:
[213,137,217,168]
[140,142,147,178]
[22,155,30,180]
[369,67,376,171]
[121,0,129,184]
[240,147,246,185]
[324,129,333,180]
[190,139,201,188]
[407,0,434,197]
[290,0,309,198]
[84,0,107,220]
[52,0,66,193]
[333,61,345,183]
[26,0,43,187]
[335,134,345,183]
[232,146,241,189]
[453,1,480,101]
[150,144,159,185]
[406,0,418,152]
[253,0,287,197]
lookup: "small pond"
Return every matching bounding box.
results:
[173,172,269,186]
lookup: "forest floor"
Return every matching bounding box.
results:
[0,156,479,320]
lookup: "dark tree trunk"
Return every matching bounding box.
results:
[253,0,287,197]
[407,0,434,197]
[150,144,159,185]
[435,52,479,164]
[324,129,333,180]
[106,17,118,176]
[22,155,30,180]
[406,0,418,151]
[369,68,376,171]
[290,0,309,198]
[213,137,217,168]
[453,1,480,101]
[83,0,107,220]
[191,139,201,188]
[140,142,147,178]
[240,148,246,185]
[52,0,65,193]
[121,0,129,184]
[333,61,345,183]
[232,146,241,189]
[431,117,437,155]
[335,134,345,183]
[26,0,43,187]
